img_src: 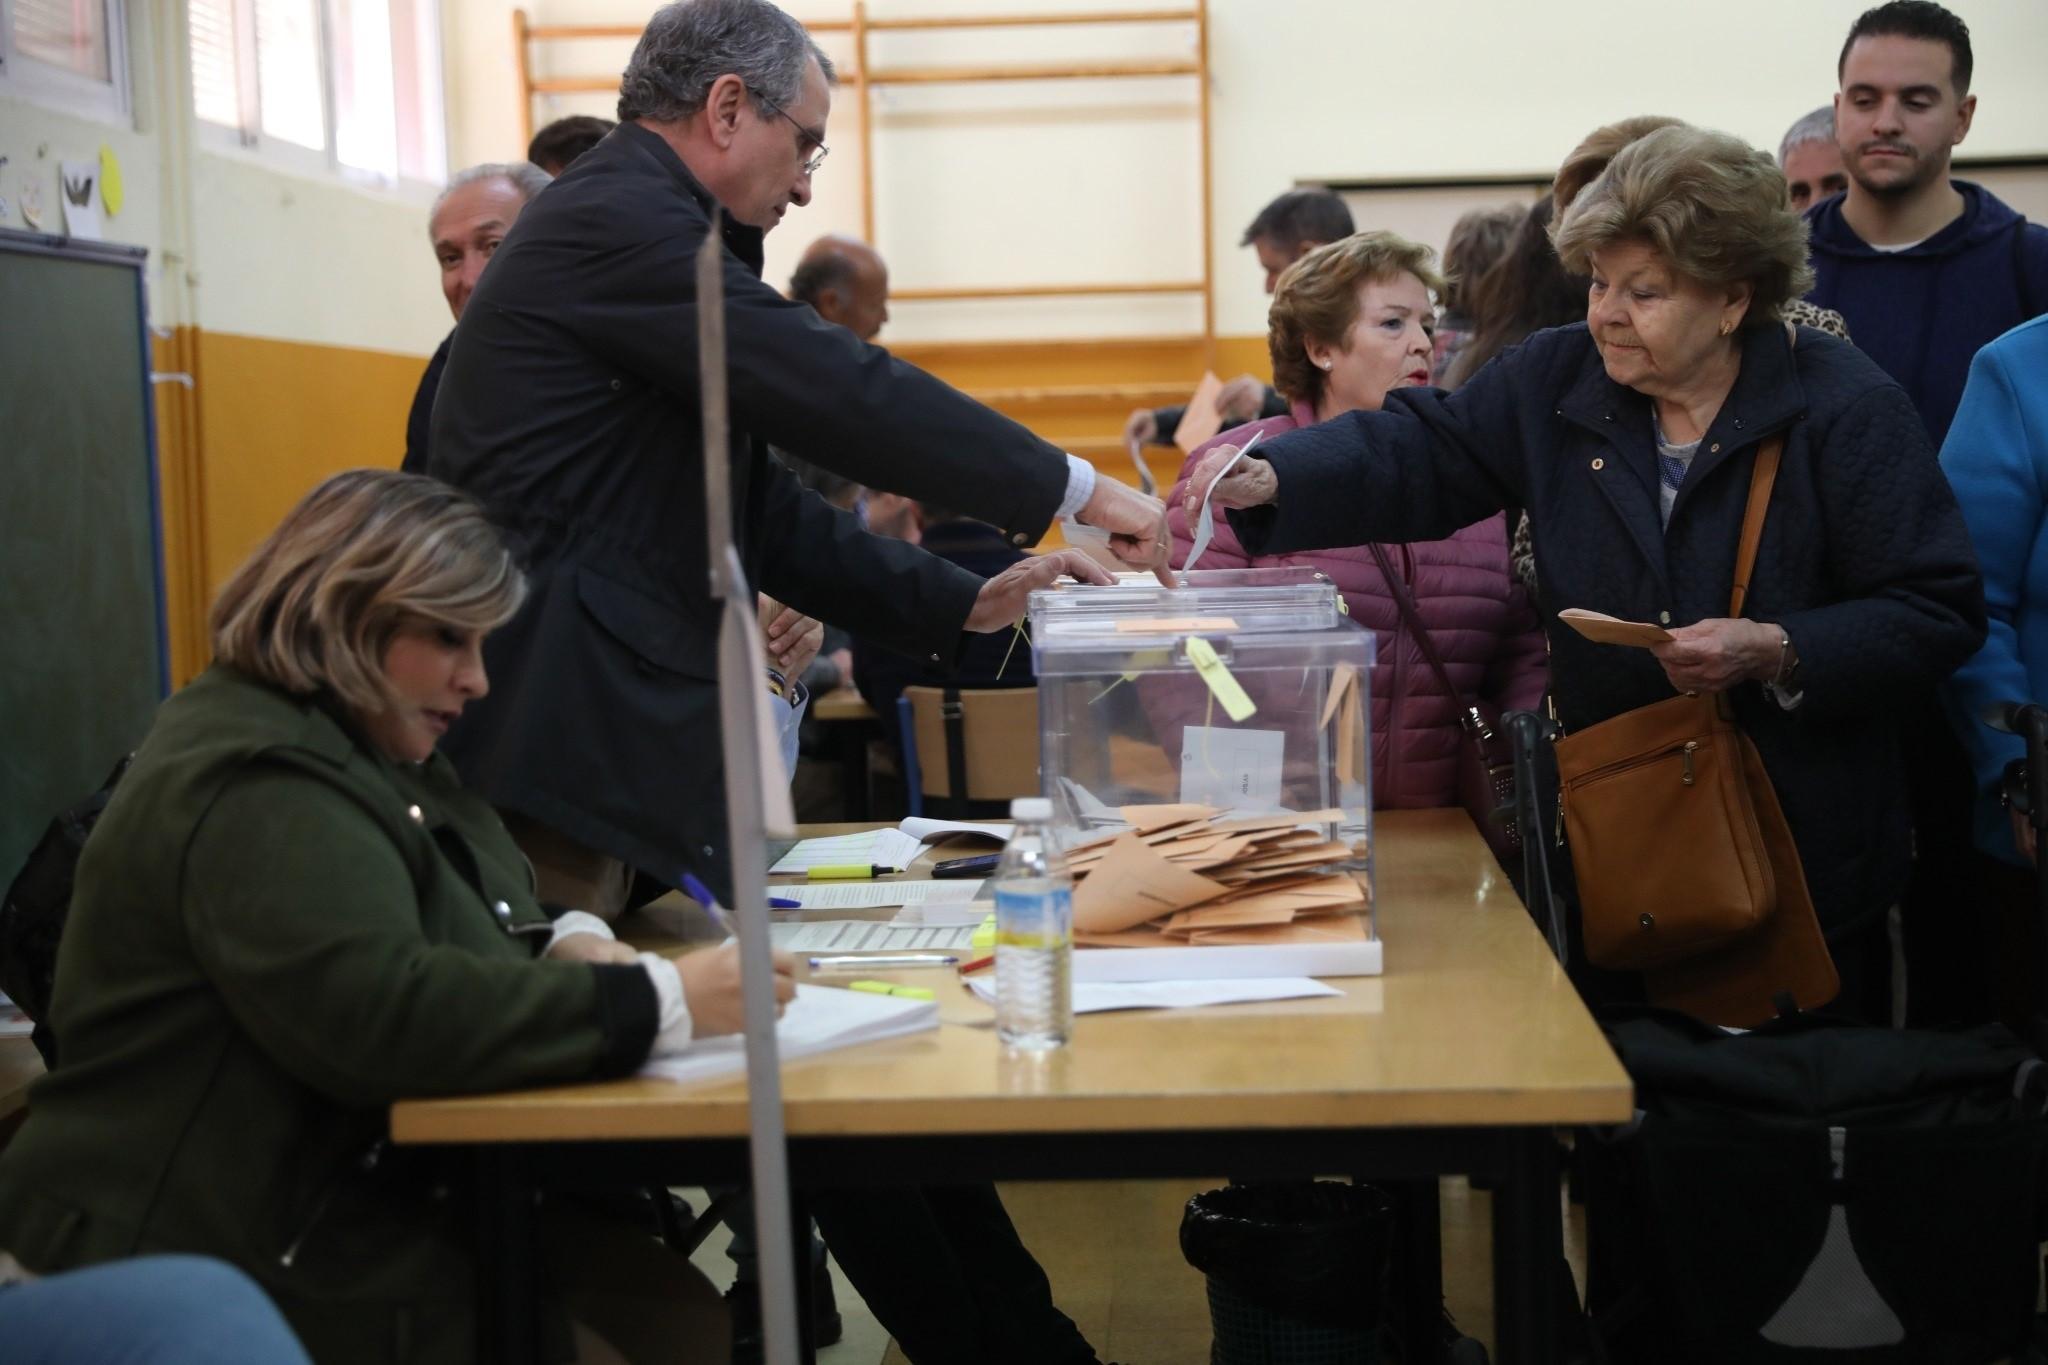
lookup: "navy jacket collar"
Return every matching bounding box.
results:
[614,121,767,279]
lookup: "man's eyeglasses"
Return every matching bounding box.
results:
[747,86,829,176]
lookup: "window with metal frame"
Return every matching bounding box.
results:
[0,0,131,125]
[189,0,446,185]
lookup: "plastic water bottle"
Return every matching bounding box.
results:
[993,796,1073,1050]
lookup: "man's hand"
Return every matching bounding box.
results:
[1123,407,1160,448]
[1216,374,1265,424]
[1648,619,1784,695]
[764,604,825,678]
[1180,443,1280,524]
[964,548,1115,632]
[672,942,797,1038]
[546,931,642,965]
[1074,476,1172,586]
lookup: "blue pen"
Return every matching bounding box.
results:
[677,873,737,936]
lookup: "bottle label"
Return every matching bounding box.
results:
[994,886,1072,950]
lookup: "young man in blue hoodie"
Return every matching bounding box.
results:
[1807,2,2048,448]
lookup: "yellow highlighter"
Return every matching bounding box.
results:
[807,864,899,880]
[846,980,936,1001]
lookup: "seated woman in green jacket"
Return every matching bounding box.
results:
[0,470,785,1363]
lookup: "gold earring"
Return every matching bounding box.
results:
[1720,320,1734,336]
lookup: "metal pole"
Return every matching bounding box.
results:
[699,220,804,1365]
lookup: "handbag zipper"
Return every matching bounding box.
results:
[1571,740,1701,788]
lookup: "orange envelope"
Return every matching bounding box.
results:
[1122,803,1220,833]
[1557,607,1673,647]
[1072,834,1231,933]
[1190,914,1371,946]
[1173,371,1226,456]
[1075,926,1170,948]
[1161,900,1302,934]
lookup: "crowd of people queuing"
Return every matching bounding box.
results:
[3,0,2047,1361]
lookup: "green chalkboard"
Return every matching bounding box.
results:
[0,229,167,884]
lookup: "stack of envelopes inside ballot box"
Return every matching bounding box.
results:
[1027,571,1376,973]
[1067,802,1370,948]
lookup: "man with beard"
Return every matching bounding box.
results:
[1805,1,2047,446]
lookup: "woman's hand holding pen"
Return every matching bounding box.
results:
[673,942,797,1037]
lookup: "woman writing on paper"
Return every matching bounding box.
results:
[1166,231,1548,820]
[0,470,1108,1365]
[1180,125,1985,1022]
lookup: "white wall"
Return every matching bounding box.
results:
[443,0,2048,344]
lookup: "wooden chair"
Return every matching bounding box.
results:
[897,686,1039,818]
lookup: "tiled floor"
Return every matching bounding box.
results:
[690,1175,1590,1365]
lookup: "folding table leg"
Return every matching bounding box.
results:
[1491,1129,1560,1365]
[474,1146,541,1365]
[1384,1176,1446,1360]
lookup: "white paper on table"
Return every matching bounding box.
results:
[767,920,979,951]
[782,880,985,910]
[1179,725,1286,812]
[640,983,938,1087]
[900,816,1012,845]
[769,828,923,874]
[968,975,1340,1014]
[891,900,993,927]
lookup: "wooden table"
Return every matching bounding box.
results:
[394,810,1630,1363]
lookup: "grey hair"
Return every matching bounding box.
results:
[1777,106,1836,166]
[429,162,551,230]
[618,0,835,124]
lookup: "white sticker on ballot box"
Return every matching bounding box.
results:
[1178,726,1285,813]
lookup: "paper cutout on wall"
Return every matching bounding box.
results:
[59,161,102,240]
[20,179,45,230]
[99,143,124,216]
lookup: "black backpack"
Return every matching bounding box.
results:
[0,754,132,1067]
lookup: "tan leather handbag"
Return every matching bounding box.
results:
[1552,434,1839,1024]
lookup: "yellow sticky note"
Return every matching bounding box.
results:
[1185,636,1256,722]
[99,143,124,216]
[971,915,997,950]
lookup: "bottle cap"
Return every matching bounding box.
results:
[1009,797,1053,822]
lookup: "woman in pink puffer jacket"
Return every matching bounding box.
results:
[1167,231,1548,807]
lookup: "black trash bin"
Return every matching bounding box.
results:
[1180,1181,1394,1364]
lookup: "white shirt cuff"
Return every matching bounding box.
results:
[543,910,615,957]
[638,952,695,1052]
[1055,453,1097,520]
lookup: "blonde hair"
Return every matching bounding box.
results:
[1268,231,1446,405]
[1551,124,1815,329]
[210,469,526,713]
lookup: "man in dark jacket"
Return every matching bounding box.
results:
[1806,2,2048,446]
[426,0,1159,910]
[1808,1,2048,1026]
[400,161,551,472]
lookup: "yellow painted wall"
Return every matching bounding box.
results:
[194,332,420,601]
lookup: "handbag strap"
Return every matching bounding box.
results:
[1728,434,1785,618]
[1367,541,1492,740]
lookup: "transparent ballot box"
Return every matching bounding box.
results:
[1028,576,1377,976]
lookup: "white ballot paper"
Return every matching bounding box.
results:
[1181,429,1264,574]
[767,920,979,951]
[781,880,985,911]
[769,828,923,874]
[641,983,939,1087]
[1179,726,1286,813]
[968,976,1340,1014]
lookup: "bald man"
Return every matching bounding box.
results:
[788,233,889,342]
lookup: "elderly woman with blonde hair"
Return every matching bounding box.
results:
[1183,123,1985,1021]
